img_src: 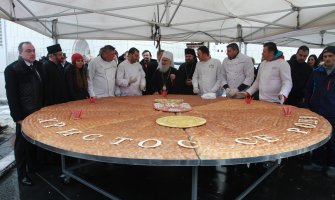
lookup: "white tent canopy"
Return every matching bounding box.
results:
[1,0,335,47]
[249,26,335,47]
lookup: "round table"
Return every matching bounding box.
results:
[21,95,332,199]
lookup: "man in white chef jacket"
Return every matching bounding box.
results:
[222,43,254,98]
[87,45,119,98]
[246,42,292,104]
[192,46,223,96]
[116,47,146,96]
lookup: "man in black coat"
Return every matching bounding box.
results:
[42,44,69,106]
[4,41,43,186]
[59,53,71,73]
[140,50,158,95]
[176,48,197,95]
[286,45,312,107]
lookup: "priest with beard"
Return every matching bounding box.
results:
[42,44,69,106]
[176,48,197,94]
[39,44,69,168]
[151,51,178,95]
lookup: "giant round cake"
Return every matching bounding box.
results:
[21,95,332,165]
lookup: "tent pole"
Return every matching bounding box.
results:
[237,24,242,48]
[0,5,13,20]
[320,31,325,47]
[165,0,171,25]
[167,0,183,26]
[52,19,58,44]
[244,43,248,55]
[243,10,295,39]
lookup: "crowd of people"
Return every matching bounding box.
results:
[3,40,335,186]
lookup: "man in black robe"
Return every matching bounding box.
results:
[42,44,69,106]
[176,48,197,94]
[140,50,158,95]
[151,51,178,94]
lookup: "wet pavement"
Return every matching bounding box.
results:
[0,155,333,200]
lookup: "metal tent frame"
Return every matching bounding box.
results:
[1,0,335,47]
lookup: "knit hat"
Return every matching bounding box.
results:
[71,53,84,65]
[322,46,335,55]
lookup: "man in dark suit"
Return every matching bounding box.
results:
[286,45,312,107]
[4,41,43,186]
[140,50,158,95]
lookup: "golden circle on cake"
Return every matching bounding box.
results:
[156,116,206,128]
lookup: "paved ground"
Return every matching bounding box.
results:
[0,169,19,200]
[0,154,333,200]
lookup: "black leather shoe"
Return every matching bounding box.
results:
[20,176,34,186]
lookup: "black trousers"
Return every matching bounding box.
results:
[311,118,335,167]
[14,123,35,179]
